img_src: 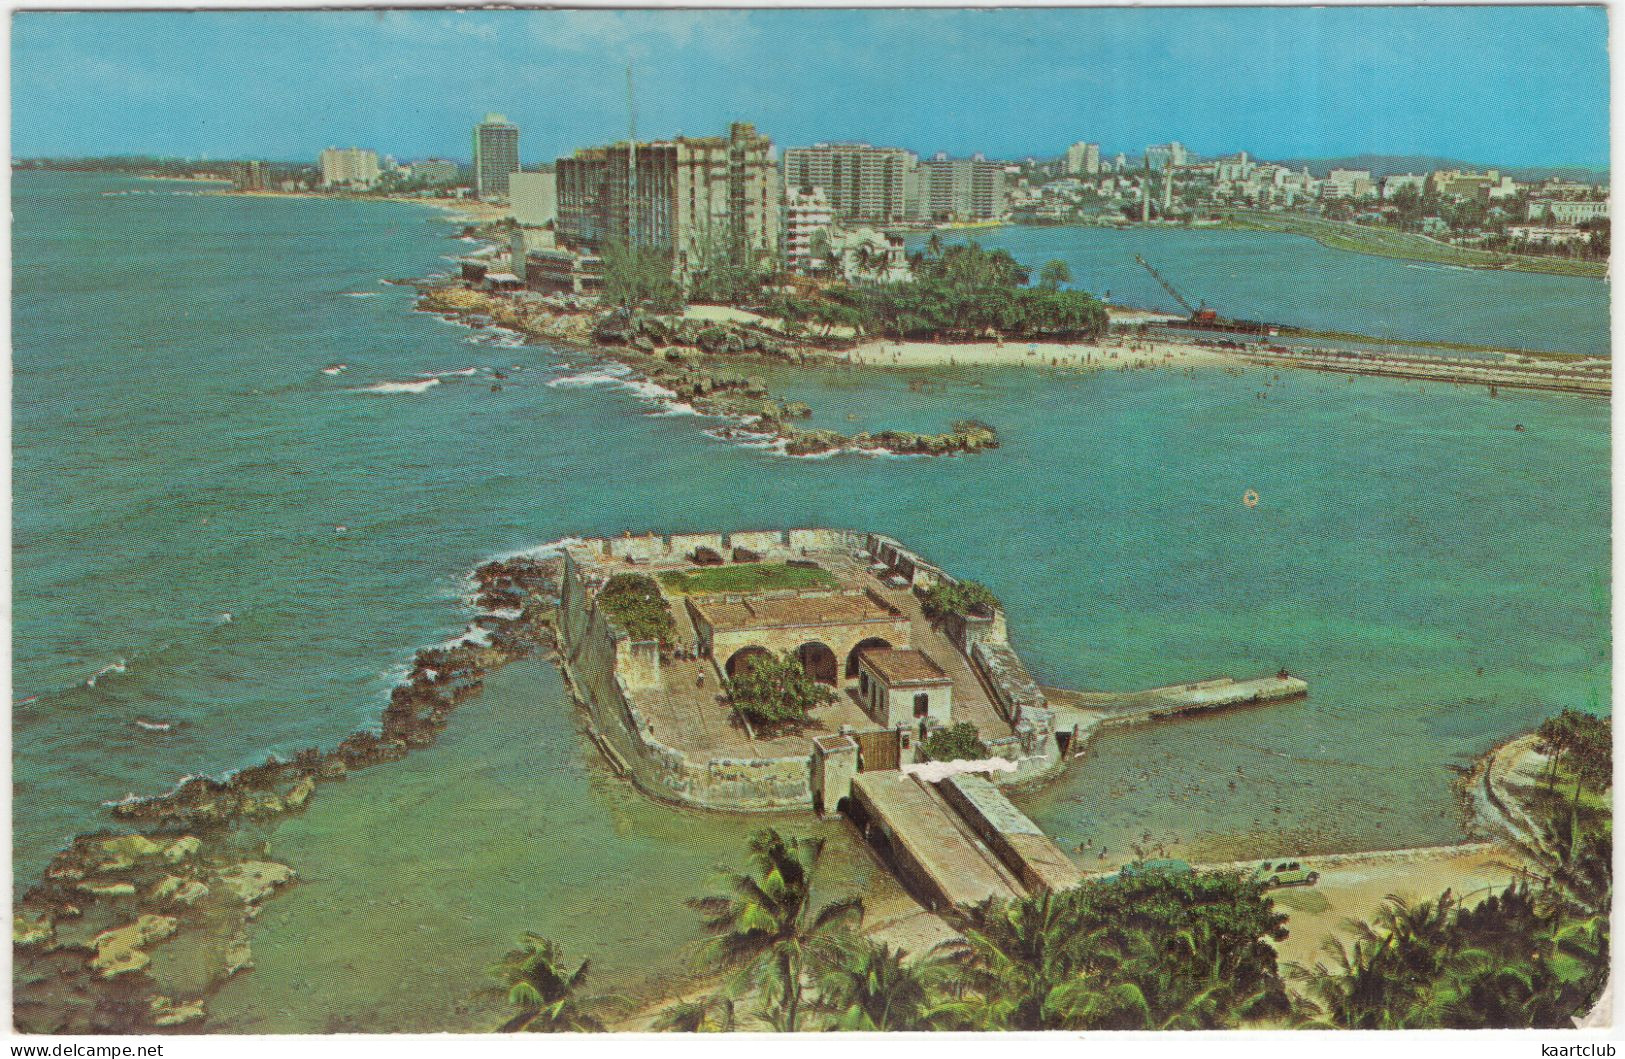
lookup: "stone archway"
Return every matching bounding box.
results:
[795,641,838,686]
[725,645,772,680]
[845,637,894,679]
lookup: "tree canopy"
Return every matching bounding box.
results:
[722,650,836,732]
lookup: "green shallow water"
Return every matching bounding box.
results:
[12,172,1610,1030]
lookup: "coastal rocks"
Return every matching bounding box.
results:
[164,836,202,863]
[149,995,205,1027]
[222,932,254,978]
[212,861,295,905]
[91,914,178,978]
[75,880,137,898]
[14,913,54,948]
[150,875,210,907]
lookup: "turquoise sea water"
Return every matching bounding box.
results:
[12,173,1611,1029]
[906,225,1611,357]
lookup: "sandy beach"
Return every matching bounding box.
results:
[836,334,1238,369]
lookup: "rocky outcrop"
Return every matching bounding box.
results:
[91,915,178,978]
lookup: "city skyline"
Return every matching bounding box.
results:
[11,7,1612,169]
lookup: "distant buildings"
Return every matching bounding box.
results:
[1064,141,1101,176]
[408,158,460,186]
[1379,173,1428,199]
[232,160,270,191]
[781,143,920,226]
[1144,141,1188,172]
[1322,168,1376,200]
[921,153,1008,222]
[1535,199,1609,224]
[508,171,558,227]
[473,114,521,200]
[556,122,781,278]
[319,147,380,188]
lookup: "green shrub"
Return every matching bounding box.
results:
[722,650,835,732]
[920,579,1000,622]
[921,722,991,762]
[597,573,675,647]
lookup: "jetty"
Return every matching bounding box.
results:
[1046,674,1309,734]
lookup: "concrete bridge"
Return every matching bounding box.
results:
[848,769,1080,911]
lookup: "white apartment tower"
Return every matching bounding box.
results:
[473,113,521,200]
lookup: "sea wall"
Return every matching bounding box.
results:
[863,533,1061,781]
[557,549,812,811]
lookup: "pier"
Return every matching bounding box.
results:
[1045,673,1308,736]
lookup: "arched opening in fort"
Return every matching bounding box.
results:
[795,641,838,686]
[846,637,894,680]
[725,645,772,680]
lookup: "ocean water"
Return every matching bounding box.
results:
[12,173,1611,1029]
[908,225,1612,357]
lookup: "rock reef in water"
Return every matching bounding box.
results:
[12,553,566,1033]
[415,284,1001,459]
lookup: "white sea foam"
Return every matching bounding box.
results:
[343,291,378,298]
[359,379,441,394]
[416,367,480,379]
[85,659,127,688]
[548,368,630,388]
[133,718,174,732]
[321,364,348,375]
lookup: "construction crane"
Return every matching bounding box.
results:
[1132,255,1279,337]
[1134,254,1204,317]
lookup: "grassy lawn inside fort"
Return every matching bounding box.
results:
[658,562,841,596]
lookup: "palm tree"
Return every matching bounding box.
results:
[651,993,736,1032]
[933,891,1075,1030]
[489,934,607,1032]
[688,828,864,1032]
[812,937,942,1031]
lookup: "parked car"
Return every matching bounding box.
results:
[1252,860,1320,888]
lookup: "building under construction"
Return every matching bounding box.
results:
[554,122,781,280]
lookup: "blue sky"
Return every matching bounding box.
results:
[11,7,1611,168]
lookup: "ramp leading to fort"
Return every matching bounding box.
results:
[849,770,1080,911]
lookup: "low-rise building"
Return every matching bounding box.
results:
[856,647,953,729]
[784,185,834,273]
[1506,224,1590,247]
[1533,199,1610,224]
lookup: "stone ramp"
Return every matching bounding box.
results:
[850,771,1020,911]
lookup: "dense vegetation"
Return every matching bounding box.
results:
[765,240,1109,342]
[600,241,684,313]
[722,650,836,732]
[595,573,676,647]
[920,722,991,763]
[920,579,1000,622]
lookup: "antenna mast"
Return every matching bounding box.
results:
[627,64,638,248]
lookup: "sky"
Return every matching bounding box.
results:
[9,6,1612,169]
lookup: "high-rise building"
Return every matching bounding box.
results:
[473,113,521,200]
[319,147,380,188]
[781,143,920,226]
[233,160,270,191]
[783,186,834,273]
[920,153,1008,222]
[508,171,558,227]
[1065,141,1101,176]
[556,122,781,278]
